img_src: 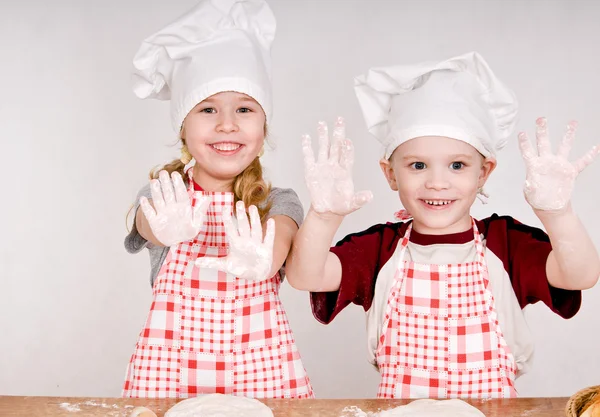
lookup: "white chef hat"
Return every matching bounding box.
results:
[132,0,276,131]
[354,51,518,160]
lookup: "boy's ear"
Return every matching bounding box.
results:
[478,156,497,188]
[380,157,399,191]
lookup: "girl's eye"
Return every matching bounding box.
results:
[450,162,464,170]
[237,107,252,113]
[200,108,215,113]
[411,162,426,170]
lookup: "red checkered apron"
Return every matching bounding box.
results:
[123,178,313,399]
[376,219,517,399]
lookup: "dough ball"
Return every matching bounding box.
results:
[164,394,273,417]
[128,406,158,417]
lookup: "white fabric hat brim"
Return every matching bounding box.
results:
[132,0,275,131]
[354,51,518,159]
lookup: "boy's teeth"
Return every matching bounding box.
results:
[425,200,451,206]
[212,143,241,151]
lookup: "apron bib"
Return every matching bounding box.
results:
[123,173,313,398]
[376,219,517,399]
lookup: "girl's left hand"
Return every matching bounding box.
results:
[195,201,275,281]
[518,117,599,211]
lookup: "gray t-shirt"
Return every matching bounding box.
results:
[124,184,305,287]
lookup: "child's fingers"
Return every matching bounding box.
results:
[248,205,263,242]
[317,121,330,163]
[263,218,276,250]
[517,132,536,165]
[222,209,240,244]
[191,195,211,229]
[172,171,189,204]
[557,121,578,159]
[330,117,345,163]
[302,134,316,171]
[352,190,373,210]
[574,145,600,174]
[159,170,175,205]
[139,197,157,224]
[149,179,166,213]
[535,117,552,157]
[339,139,355,171]
[235,201,251,238]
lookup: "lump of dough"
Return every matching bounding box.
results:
[128,407,158,417]
[378,399,485,417]
[164,394,273,417]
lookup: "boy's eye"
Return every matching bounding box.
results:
[200,107,215,113]
[411,162,426,170]
[450,162,464,170]
[237,107,252,113]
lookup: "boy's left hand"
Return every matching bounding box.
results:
[518,117,599,211]
[195,201,275,281]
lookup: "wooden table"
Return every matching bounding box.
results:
[0,396,569,416]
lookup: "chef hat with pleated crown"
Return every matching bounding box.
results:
[354,51,518,160]
[132,0,276,131]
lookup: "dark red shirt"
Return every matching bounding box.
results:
[311,214,581,324]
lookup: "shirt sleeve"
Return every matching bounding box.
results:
[124,183,153,254]
[484,215,581,319]
[311,223,401,324]
[267,187,305,227]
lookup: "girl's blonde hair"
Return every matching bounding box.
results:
[149,126,272,221]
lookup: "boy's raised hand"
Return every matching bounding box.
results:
[302,117,372,216]
[518,117,599,212]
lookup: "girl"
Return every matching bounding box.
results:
[123,0,313,399]
[286,51,599,399]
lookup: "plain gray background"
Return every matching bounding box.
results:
[1,0,599,398]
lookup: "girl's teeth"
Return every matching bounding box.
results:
[425,200,452,206]
[212,143,241,151]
